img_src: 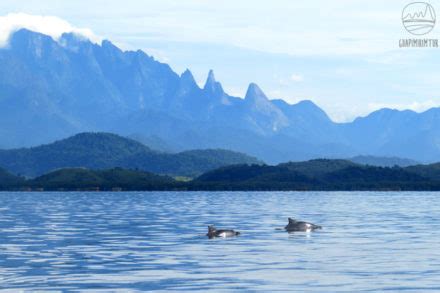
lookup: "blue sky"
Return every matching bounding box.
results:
[0,0,439,121]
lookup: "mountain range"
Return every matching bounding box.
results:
[1,28,440,163]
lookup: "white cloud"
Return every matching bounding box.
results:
[290,74,304,82]
[0,13,101,47]
[95,0,405,56]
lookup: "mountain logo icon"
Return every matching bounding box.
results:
[402,2,436,35]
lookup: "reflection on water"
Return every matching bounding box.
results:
[1,191,440,291]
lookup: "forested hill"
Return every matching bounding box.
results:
[30,168,179,191]
[192,159,440,191]
[3,159,440,191]
[0,167,25,189]
[0,132,262,178]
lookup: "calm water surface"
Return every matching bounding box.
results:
[1,191,440,292]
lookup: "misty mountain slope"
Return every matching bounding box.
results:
[272,99,344,144]
[342,108,440,161]
[1,29,440,162]
[342,109,418,153]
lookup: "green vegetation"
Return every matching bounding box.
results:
[406,163,440,180]
[30,168,181,191]
[0,133,151,177]
[4,159,440,191]
[0,132,262,178]
[0,167,25,189]
[119,148,262,178]
[191,159,440,191]
[279,159,358,177]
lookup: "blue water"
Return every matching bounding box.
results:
[1,192,440,291]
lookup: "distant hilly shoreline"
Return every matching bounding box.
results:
[2,29,440,163]
[0,132,261,178]
[0,133,440,191]
[3,158,440,191]
[0,132,423,179]
[0,133,440,192]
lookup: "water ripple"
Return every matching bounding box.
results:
[0,191,440,291]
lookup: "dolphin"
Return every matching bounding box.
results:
[207,225,240,239]
[284,218,322,232]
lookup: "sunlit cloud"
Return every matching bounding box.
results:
[0,12,101,47]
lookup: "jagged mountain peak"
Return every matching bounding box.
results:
[180,69,198,87]
[203,69,225,96]
[181,68,193,78]
[207,69,216,83]
[174,69,201,104]
[242,83,289,133]
[5,28,440,163]
[245,83,268,102]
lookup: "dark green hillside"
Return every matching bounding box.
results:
[405,163,440,180]
[0,132,261,178]
[120,149,262,177]
[30,168,178,191]
[279,159,356,177]
[0,133,151,177]
[321,165,427,190]
[0,167,25,189]
[192,160,436,191]
[194,164,316,190]
[4,158,440,191]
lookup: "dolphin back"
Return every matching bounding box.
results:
[285,218,322,232]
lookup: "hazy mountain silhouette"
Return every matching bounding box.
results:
[1,29,440,162]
